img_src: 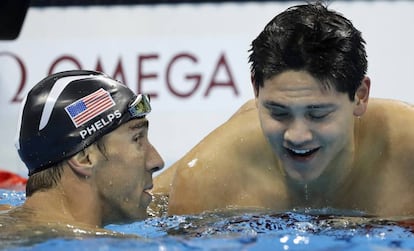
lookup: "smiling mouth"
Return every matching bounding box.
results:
[286,147,320,160]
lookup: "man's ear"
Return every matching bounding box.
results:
[67,147,96,177]
[353,76,371,117]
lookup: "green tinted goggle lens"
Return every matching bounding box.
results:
[128,94,151,118]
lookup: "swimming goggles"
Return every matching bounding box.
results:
[128,94,152,118]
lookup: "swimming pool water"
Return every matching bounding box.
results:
[1,189,413,251]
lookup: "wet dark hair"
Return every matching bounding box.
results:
[248,2,367,101]
[25,162,64,197]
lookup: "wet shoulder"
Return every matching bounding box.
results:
[154,100,260,195]
[361,99,414,206]
[366,98,414,144]
[166,100,277,214]
[366,98,414,121]
[175,99,269,175]
[0,207,133,248]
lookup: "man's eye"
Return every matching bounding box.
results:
[270,111,290,120]
[133,133,144,142]
[308,112,330,120]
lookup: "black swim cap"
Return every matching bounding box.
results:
[15,70,151,176]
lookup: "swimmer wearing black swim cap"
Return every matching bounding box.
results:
[9,70,164,231]
[16,70,151,175]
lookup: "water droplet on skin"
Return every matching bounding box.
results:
[187,158,198,168]
[304,184,309,201]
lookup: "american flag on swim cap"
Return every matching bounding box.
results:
[65,88,115,128]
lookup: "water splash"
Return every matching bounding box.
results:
[1,190,413,251]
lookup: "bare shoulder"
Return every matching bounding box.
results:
[0,204,13,211]
[166,99,275,214]
[365,97,414,147]
[171,98,264,181]
[366,98,414,137]
[367,98,414,115]
[154,99,261,195]
[153,163,177,195]
[153,99,259,194]
[360,99,414,215]
[173,98,265,174]
[228,99,257,118]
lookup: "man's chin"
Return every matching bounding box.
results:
[284,165,324,183]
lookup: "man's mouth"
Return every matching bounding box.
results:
[143,184,153,195]
[285,147,320,160]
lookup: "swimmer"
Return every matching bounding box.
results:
[1,70,164,243]
[154,2,414,217]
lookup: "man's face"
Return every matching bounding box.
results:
[93,118,164,225]
[257,70,356,182]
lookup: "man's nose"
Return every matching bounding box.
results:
[146,143,165,173]
[284,119,313,146]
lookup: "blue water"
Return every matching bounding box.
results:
[1,189,413,251]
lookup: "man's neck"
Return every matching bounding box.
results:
[22,184,102,228]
